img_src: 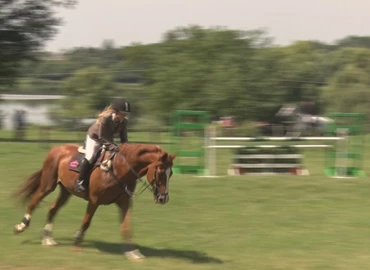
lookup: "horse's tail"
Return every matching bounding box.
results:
[13,169,42,205]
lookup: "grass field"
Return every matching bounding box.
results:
[1,139,370,270]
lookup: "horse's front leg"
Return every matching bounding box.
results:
[41,185,71,246]
[116,196,144,261]
[73,201,99,249]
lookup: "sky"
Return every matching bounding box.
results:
[46,0,370,52]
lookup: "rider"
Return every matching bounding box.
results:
[75,98,131,192]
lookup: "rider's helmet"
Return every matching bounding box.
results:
[112,98,131,113]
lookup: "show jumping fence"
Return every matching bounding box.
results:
[204,126,349,177]
[171,110,209,174]
[323,113,366,177]
[167,111,365,178]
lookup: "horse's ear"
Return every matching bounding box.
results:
[169,153,177,161]
[160,152,168,161]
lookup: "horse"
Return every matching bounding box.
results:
[13,142,177,260]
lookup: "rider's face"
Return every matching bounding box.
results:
[116,111,126,121]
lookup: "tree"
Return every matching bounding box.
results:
[323,64,370,117]
[139,26,272,122]
[54,66,116,123]
[276,41,325,102]
[336,35,370,49]
[0,0,76,91]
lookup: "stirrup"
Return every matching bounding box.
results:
[75,182,86,192]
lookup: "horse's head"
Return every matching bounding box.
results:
[146,152,176,204]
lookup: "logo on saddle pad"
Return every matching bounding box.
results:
[69,160,79,168]
[68,147,112,173]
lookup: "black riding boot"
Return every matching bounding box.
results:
[75,158,91,192]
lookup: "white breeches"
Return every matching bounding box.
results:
[85,135,100,162]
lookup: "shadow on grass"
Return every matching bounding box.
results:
[21,238,223,264]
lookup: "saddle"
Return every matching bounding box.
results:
[68,144,118,173]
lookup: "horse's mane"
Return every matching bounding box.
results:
[119,143,164,160]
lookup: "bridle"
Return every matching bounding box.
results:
[120,153,154,197]
[106,144,170,198]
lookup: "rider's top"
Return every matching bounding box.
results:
[88,113,128,144]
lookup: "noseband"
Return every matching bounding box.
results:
[151,168,169,196]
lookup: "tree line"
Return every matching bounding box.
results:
[1,2,370,125]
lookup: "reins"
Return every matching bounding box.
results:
[106,143,154,197]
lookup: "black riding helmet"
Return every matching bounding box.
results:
[112,98,131,113]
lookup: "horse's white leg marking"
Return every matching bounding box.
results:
[44,223,53,232]
[42,222,58,246]
[14,213,31,232]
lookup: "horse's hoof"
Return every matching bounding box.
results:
[13,224,25,234]
[73,229,84,244]
[124,249,145,261]
[41,237,58,246]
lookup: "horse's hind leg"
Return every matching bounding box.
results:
[14,171,58,234]
[41,184,71,246]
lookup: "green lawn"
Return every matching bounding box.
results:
[0,140,370,270]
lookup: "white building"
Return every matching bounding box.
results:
[0,94,64,130]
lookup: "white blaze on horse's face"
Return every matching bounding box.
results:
[165,167,171,192]
[154,166,172,205]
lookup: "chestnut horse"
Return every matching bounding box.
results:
[13,143,176,260]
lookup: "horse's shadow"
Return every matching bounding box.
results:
[21,238,223,264]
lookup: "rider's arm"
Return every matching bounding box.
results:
[119,118,128,144]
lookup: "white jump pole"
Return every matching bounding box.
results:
[210,136,342,141]
[202,126,219,178]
